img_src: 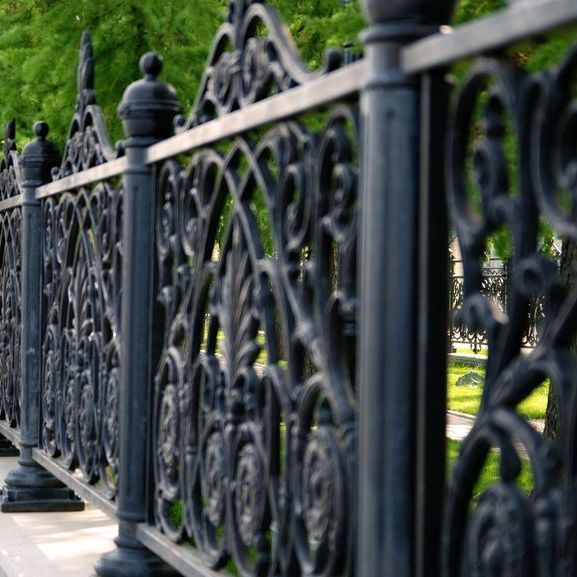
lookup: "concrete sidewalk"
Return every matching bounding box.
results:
[446,411,476,441]
[0,457,116,577]
[446,411,546,460]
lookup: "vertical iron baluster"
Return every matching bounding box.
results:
[415,71,451,577]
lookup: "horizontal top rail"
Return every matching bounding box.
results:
[402,0,577,73]
[24,61,368,200]
[0,194,23,213]
[36,156,128,199]
[146,59,368,164]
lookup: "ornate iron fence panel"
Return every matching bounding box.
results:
[146,3,359,575]
[40,180,122,496]
[0,122,22,429]
[403,2,577,577]
[37,32,122,503]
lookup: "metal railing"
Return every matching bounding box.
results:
[0,1,573,577]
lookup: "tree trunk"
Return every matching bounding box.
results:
[544,382,560,441]
[543,238,577,440]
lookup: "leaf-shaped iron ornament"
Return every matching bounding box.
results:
[54,31,117,178]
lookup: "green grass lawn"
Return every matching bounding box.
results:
[447,439,535,499]
[453,345,488,355]
[448,362,548,420]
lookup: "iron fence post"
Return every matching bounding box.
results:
[1,122,84,512]
[95,53,182,577]
[358,2,454,577]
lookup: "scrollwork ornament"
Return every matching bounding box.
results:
[294,424,348,577]
[464,482,534,577]
[182,0,342,129]
[40,184,122,498]
[234,442,265,546]
[532,46,577,241]
[42,320,60,456]
[185,415,229,569]
[61,330,78,469]
[203,430,227,528]
[100,342,119,494]
[228,429,271,577]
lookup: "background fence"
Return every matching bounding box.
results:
[448,255,550,353]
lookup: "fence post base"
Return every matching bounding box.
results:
[96,534,180,577]
[1,448,84,512]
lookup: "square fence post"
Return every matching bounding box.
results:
[357,2,454,577]
[95,54,182,577]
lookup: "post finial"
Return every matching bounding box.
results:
[363,0,455,25]
[118,52,182,144]
[19,122,61,185]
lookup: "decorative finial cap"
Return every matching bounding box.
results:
[2,120,16,164]
[20,122,61,184]
[363,0,455,25]
[140,52,163,79]
[118,52,182,143]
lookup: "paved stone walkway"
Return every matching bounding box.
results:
[447,411,546,461]
[447,411,545,440]
[446,411,476,441]
[0,457,116,577]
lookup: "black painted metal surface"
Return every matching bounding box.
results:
[0,0,573,575]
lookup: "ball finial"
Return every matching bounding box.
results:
[33,121,49,140]
[139,53,163,79]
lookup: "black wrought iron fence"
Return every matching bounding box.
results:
[448,257,548,353]
[0,1,573,577]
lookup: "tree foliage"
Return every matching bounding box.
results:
[0,0,362,148]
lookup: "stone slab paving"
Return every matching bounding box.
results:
[0,457,116,577]
[446,411,476,442]
[447,411,546,460]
